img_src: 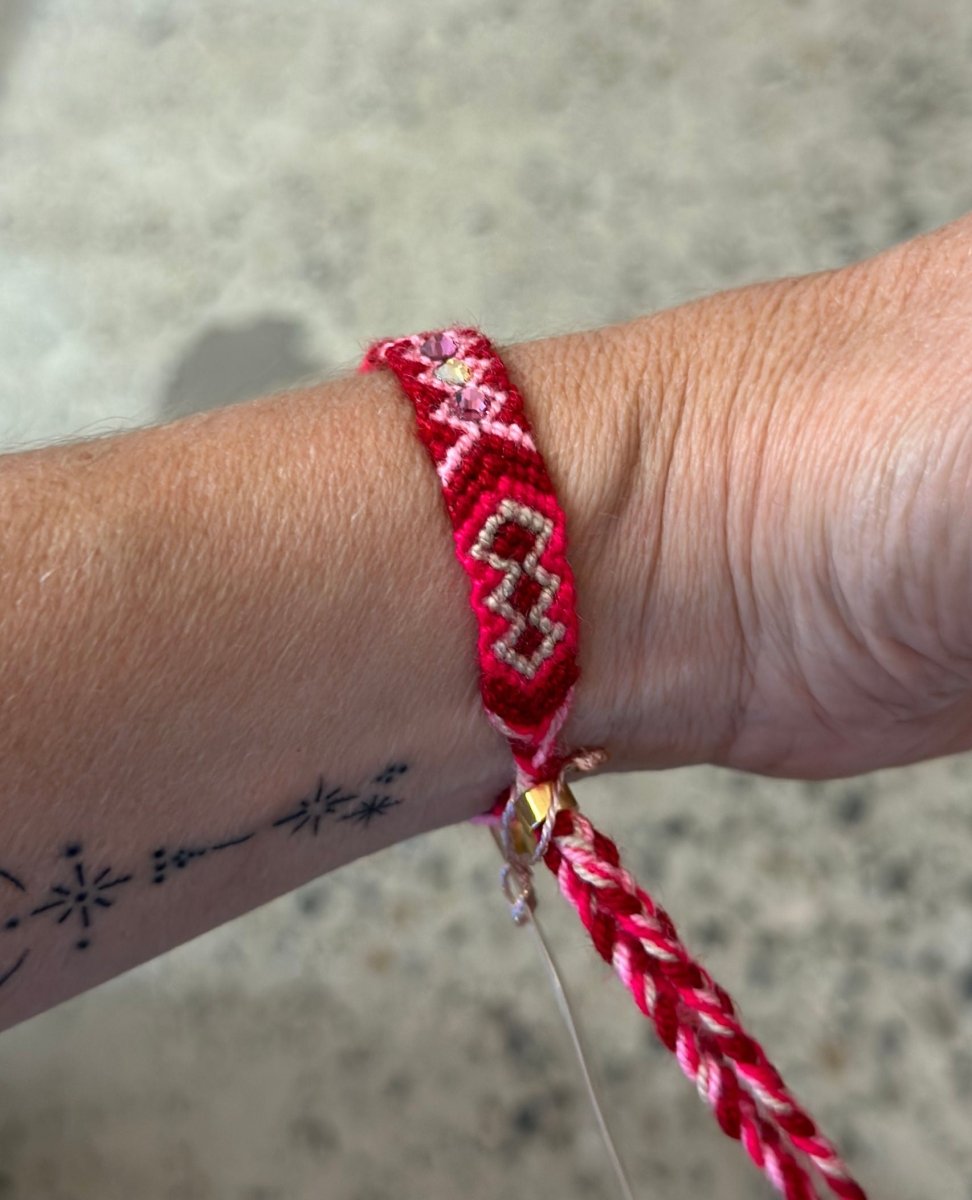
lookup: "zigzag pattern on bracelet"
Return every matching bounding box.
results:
[359,327,580,799]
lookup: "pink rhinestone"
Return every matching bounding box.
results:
[420,332,456,360]
[456,385,488,417]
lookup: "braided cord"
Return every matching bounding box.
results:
[544,808,867,1200]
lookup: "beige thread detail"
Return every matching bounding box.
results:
[471,498,566,679]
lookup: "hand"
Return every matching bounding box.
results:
[576,213,972,779]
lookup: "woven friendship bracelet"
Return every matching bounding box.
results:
[359,327,580,799]
[359,327,868,1200]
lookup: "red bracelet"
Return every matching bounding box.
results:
[360,326,583,800]
[360,326,868,1200]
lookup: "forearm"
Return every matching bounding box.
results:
[0,321,658,1029]
[5,215,968,1031]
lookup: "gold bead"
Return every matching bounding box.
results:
[517,778,578,830]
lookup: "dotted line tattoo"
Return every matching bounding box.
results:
[0,761,410,988]
[151,833,256,886]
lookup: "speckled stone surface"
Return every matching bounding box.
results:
[1,2,972,1197]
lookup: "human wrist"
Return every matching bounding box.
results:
[468,310,748,777]
[345,319,660,802]
[552,278,825,774]
[593,236,972,780]
[495,324,655,772]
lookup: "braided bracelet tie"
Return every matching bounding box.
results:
[359,327,868,1200]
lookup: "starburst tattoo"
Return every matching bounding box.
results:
[0,949,29,988]
[0,868,25,894]
[0,759,412,987]
[29,844,132,950]
[0,865,30,989]
[272,777,358,837]
[339,794,402,827]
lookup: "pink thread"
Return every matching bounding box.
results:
[362,327,868,1200]
[543,808,867,1200]
[360,328,580,800]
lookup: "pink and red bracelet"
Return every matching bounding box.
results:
[360,326,868,1200]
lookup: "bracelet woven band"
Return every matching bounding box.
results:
[359,327,867,1200]
[360,325,583,800]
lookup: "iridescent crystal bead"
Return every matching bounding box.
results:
[420,333,456,360]
[456,385,488,417]
[434,357,472,385]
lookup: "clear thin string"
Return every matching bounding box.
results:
[526,907,639,1200]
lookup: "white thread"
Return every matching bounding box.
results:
[527,908,638,1200]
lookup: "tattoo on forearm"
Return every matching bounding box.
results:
[29,843,132,951]
[151,832,256,885]
[0,761,410,989]
[272,779,358,835]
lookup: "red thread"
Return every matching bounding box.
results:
[361,327,868,1200]
[543,809,867,1200]
[361,328,580,798]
